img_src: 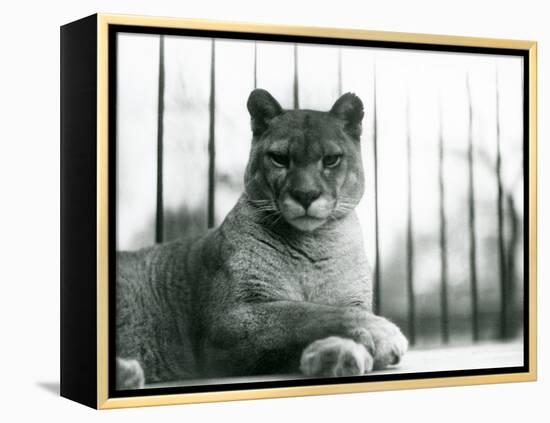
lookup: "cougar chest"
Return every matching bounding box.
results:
[293,255,360,306]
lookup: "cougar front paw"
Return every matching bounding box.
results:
[116,358,145,389]
[365,316,408,370]
[300,336,374,377]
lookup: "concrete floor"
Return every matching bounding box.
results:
[145,341,524,389]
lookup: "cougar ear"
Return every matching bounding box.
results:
[247,89,283,137]
[330,92,364,139]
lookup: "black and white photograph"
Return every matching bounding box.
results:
[113,27,527,394]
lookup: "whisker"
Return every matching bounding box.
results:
[271,214,283,225]
[260,211,279,224]
[248,200,272,206]
[337,201,357,207]
[255,205,277,212]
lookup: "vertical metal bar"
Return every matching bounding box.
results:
[207,39,216,228]
[373,61,381,315]
[438,99,450,343]
[253,42,258,90]
[466,74,479,342]
[337,48,343,96]
[405,96,416,346]
[155,35,165,244]
[293,44,299,109]
[495,66,508,339]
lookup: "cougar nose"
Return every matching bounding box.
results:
[290,189,321,210]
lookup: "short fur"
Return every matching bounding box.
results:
[116,89,408,388]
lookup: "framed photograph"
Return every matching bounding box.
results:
[60,14,537,409]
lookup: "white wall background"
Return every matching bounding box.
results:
[0,0,547,421]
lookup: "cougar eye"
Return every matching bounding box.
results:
[269,153,290,168]
[323,154,342,168]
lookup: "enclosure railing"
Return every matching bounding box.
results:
[148,37,522,347]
